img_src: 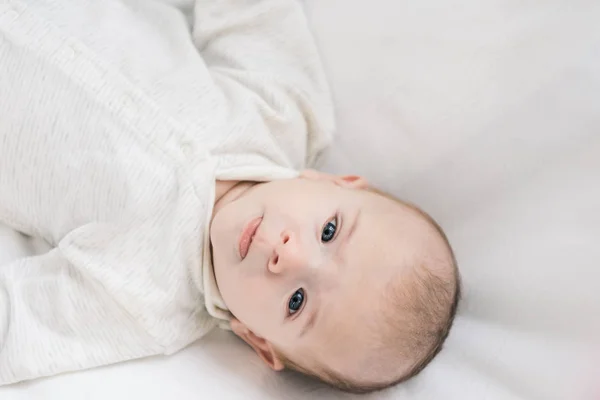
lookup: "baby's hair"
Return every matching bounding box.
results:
[277,187,461,394]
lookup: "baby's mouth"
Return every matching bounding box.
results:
[239,216,262,260]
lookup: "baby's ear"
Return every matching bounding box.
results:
[230,319,285,371]
[300,169,368,189]
[333,175,369,189]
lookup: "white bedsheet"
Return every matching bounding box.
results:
[3,0,600,399]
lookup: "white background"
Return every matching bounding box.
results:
[3,0,600,399]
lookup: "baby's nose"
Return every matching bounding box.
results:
[268,230,307,274]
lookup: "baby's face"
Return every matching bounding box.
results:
[210,172,434,378]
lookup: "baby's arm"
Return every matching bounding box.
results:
[0,16,167,383]
[192,0,335,165]
[0,129,170,385]
[0,249,160,386]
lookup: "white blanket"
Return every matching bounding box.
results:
[3,0,600,399]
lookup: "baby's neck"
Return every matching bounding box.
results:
[212,180,257,218]
[214,180,240,204]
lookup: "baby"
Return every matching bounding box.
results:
[0,0,460,394]
[211,174,461,393]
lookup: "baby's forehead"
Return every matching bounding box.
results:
[336,193,446,309]
[351,194,435,252]
[307,271,410,380]
[349,189,420,219]
[334,204,424,305]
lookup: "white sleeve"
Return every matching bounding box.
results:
[0,249,160,386]
[0,5,213,385]
[192,0,336,165]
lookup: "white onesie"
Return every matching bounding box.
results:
[0,0,334,385]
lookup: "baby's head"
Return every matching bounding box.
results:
[210,170,460,393]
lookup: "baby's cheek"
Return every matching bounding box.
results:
[231,278,273,322]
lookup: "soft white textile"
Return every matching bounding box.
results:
[3,0,600,399]
[0,0,333,385]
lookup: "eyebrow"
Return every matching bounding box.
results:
[338,209,361,266]
[347,210,361,243]
[299,308,319,338]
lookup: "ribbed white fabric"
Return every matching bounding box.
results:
[0,0,334,385]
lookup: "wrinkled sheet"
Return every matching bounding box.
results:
[3,0,600,399]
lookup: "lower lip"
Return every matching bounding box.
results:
[239,216,262,260]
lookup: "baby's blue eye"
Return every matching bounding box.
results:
[288,289,305,314]
[321,217,337,243]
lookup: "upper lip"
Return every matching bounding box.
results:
[239,216,262,260]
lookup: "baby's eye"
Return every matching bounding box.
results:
[288,288,305,315]
[321,216,338,243]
